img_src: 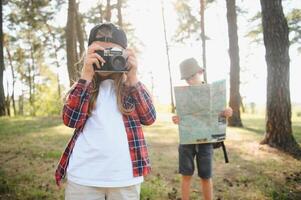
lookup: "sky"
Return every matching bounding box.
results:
[4,0,301,105]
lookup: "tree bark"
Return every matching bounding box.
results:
[260,0,301,158]
[5,79,10,116]
[75,2,85,59]
[105,0,111,22]
[200,0,207,83]
[66,0,79,86]
[75,2,85,76]
[161,0,175,113]
[29,44,36,116]
[99,4,104,23]
[18,94,24,116]
[5,45,16,116]
[46,24,62,99]
[0,0,6,116]
[117,0,123,27]
[226,0,243,127]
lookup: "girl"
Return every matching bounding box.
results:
[55,23,156,200]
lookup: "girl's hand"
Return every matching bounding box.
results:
[81,43,106,81]
[172,115,180,124]
[125,49,138,86]
[222,107,233,118]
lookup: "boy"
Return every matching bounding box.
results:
[172,58,232,200]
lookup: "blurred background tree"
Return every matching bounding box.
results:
[260,0,301,157]
[0,0,300,157]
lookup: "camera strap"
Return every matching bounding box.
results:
[221,141,229,163]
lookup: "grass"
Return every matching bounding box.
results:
[0,113,301,200]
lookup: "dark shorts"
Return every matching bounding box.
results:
[178,143,213,179]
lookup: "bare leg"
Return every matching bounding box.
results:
[181,175,192,200]
[200,178,213,200]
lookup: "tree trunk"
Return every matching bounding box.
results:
[29,44,36,116]
[11,89,15,116]
[75,2,85,59]
[226,0,243,127]
[46,24,62,99]
[75,2,85,75]
[99,4,104,23]
[5,45,16,116]
[66,0,79,86]
[27,62,33,116]
[18,94,24,116]
[117,0,123,27]
[260,0,301,158]
[0,0,6,116]
[200,0,207,83]
[105,0,111,22]
[5,80,10,116]
[161,0,175,113]
[240,95,245,113]
[150,71,154,96]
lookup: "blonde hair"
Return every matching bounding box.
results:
[63,73,134,116]
[88,73,134,116]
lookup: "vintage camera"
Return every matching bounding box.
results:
[94,47,128,72]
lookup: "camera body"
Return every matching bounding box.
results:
[94,47,128,72]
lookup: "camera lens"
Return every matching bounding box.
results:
[112,56,126,70]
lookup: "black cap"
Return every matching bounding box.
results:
[88,23,127,49]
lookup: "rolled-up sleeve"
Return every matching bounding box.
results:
[62,79,93,129]
[129,82,156,125]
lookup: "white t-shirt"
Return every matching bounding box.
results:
[67,79,143,187]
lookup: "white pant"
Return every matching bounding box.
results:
[65,180,141,200]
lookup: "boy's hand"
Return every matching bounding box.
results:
[125,49,138,86]
[222,107,233,118]
[172,115,180,124]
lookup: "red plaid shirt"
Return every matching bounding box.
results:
[55,79,156,186]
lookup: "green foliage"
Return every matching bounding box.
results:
[34,84,62,116]
[287,9,301,52]
[140,176,168,199]
[83,0,142,52]
[173,0,200,43]
[245,12,263,44]
[247,8,301,51]
[34,65,64,116]
[3,0,66,116]
[173,0,215,43]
